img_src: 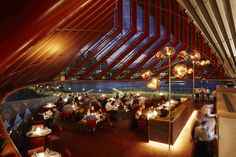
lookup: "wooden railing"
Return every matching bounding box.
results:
[0,118,21,157]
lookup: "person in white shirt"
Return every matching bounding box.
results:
[201,105,216,118]
[205,88,210,100]
[194,120,217,157]
[105,100,113,112]
[62,103,74,112]
[195,121,217,142]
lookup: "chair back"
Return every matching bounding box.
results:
[138,120,148,129]
[29,137,46,149]
[32,120,44,125]
[60,111,72,118]
[57,125,63,136]
[101,107,107,113]
[27,146,44,157]
[64,147,72,157]
[86,120,96,128]
[133,104,140,111]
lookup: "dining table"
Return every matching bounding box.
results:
[43,103,56,109]
[30,149,61,157]
[26,126,52,138]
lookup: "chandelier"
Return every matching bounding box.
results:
[172,63,188,78]
[190,50,201,61]
[173,49,210,78]
[141,70,152,79]
[142,47,211,88]
[147,77,161,89]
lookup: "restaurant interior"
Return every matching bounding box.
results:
[1,0,236,157]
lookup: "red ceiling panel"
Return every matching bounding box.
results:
[0,0,226,94]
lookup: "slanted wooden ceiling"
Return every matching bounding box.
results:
[178,0,236,78]
[0,0,227,95]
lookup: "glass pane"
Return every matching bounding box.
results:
[123,0,131,29]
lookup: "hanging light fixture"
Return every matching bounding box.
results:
[173,63,188,78]
[205,60,210,65]
[141,70,152,79]
[187,68,193,74]
[151,77,160,84]
[190,50,201,61]
[164,46,175,56]
[146,77,160,89]
[200,60,206,66]
[155,50,166,59]
[178,51,189,61]
[147,81,158,89]
[156,46,175,59]
[142,47,211,98]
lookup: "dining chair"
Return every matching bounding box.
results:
[138,120,148,130]
[27,146,44,157]
[28,137,46,149]
[60,111,73,122]
[48,125,63,142]
[86,120,96,132]
[32,120,44,125]
[64,147,72,157]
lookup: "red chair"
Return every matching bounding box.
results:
[138,120,148,141]
[86,120,96,132]
[27,146,44,157]
[133,104,140,111]
[32,120,44,125]
[28,137,46,149]
[138,120,148,130]
[101,107,107,113]
[60,111,72,122]
[48,125,63,142]
[64,147,72,157]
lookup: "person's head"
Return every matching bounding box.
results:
[52,108,58,112]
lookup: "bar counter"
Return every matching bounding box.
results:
[148,99,193,144]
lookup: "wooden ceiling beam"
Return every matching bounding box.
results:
[104,0,150,80]
[79,0,138,80]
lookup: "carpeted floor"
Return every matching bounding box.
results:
[50,111,198,157]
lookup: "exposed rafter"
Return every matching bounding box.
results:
[0,0,229,93]
[178,0,236,77]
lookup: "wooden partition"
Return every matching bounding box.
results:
[216,86,236,157]
[149,100,193,144]
[0,118,21,157]
[0,96,57,157]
